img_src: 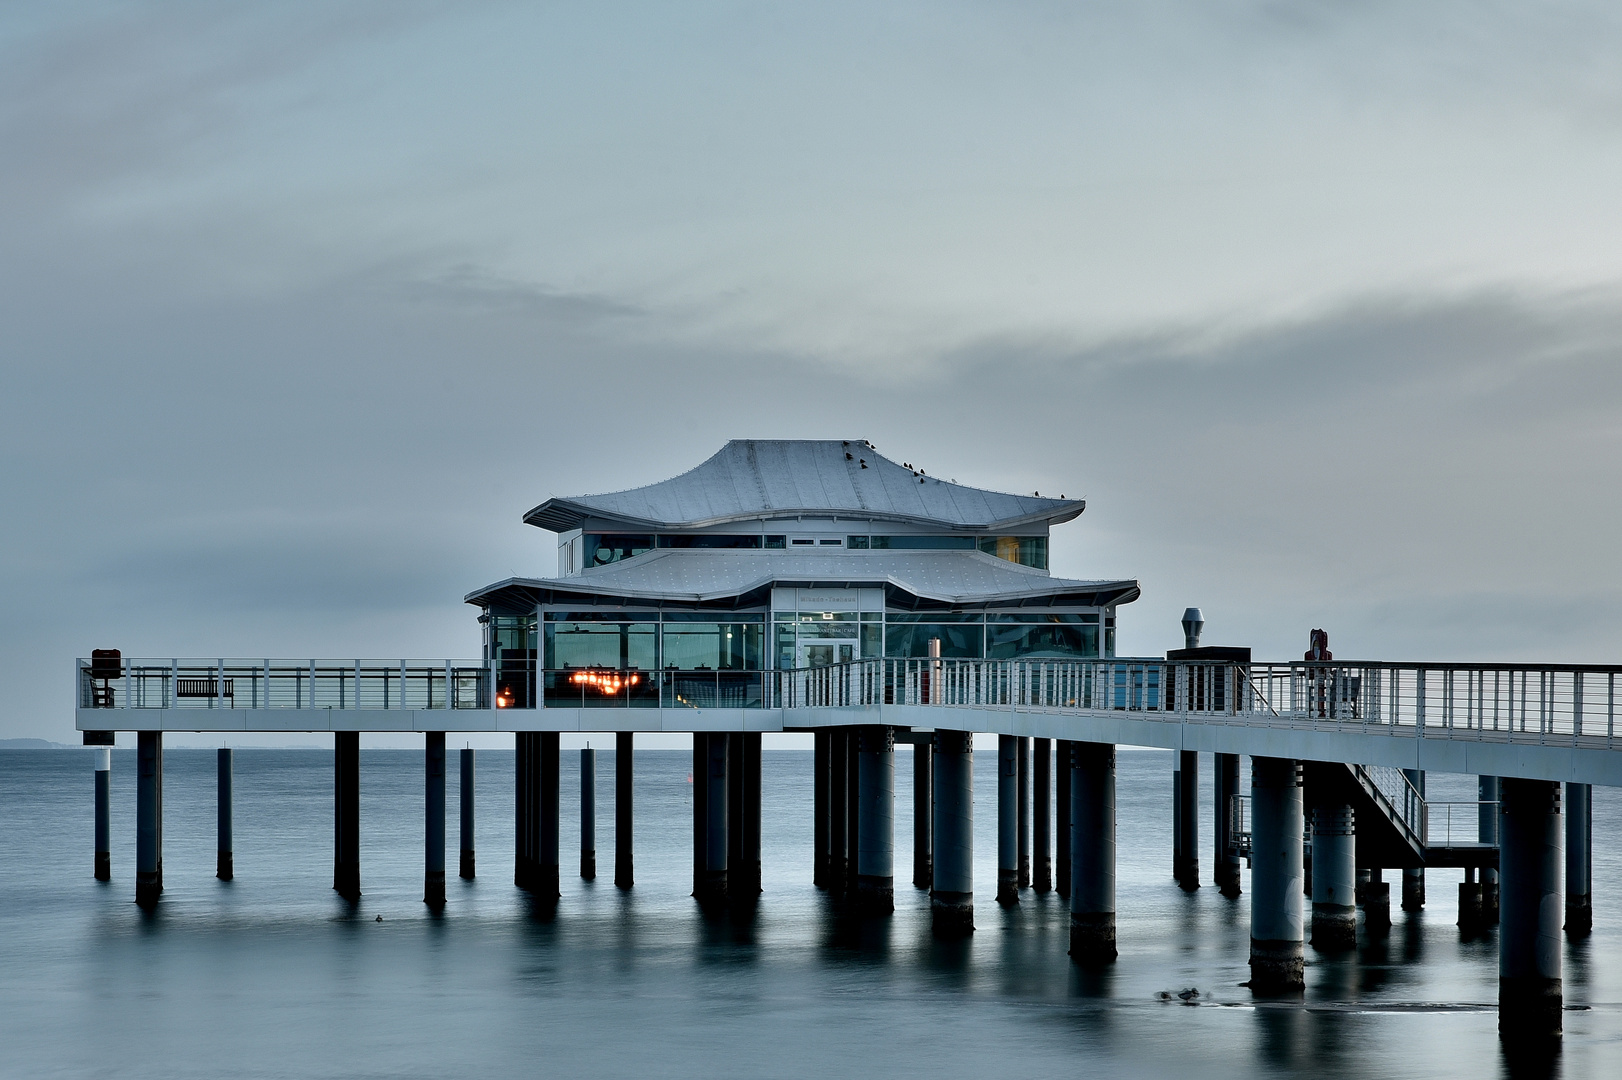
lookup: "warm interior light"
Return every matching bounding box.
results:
[570,670,641,696]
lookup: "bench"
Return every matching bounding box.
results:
[176,678,234,702]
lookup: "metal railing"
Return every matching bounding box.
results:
[1427,801,1499,846]
[540,669,766,710]
[767,657,1621,748]
[1355,764,1427,846]
[79,659,490,710]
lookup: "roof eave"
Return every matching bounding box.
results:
[522,498,1086,534]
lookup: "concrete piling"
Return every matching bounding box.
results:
[1069,741,1117,964]
[814,730,829,888]
[539,732,560,899]
[997,734,1019,905]
[1401,768,1426,911]
[1480,775,1500,922]
[1309,805,1356,950]
[424,732,446,907]
[743,732,762,896]
[1249,757,1305,993]
[1214,752,1241,897]
[693,732,728,906]
[1177,750,1199,890]
[1499,777,1563,1043]
[334,731,360,900]
[515,733,534,890]
[857,725,896,912]
[217,747,233,881]
[136,731,164,908]
[1017,736,1031,889]
[94,748,111,882]
[1055,740,1071,900]
[846,731,860,896]
[1033,737,1052,892]
[460,747,475,880]
[726,732,762,899]
[1364,866,1391,930]
[1459,867,1485,931]
[614,732,632,888]
[913,737,932,889]
[1172,762,1181,882]
[580,746,596,881]
[828,729,848,888]
[930,730,974,936]
[1565,781,1591,935]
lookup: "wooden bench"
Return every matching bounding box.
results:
[176,678,233,702]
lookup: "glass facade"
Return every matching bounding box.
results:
[656,534,763,549]
[582,534,654,567]
[539,611,764,708]
[977,536,1048,570]
[491,615,537,708]
[884,612,985,659]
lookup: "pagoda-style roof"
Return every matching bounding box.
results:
[466,549,1139,613]
[522,439,1084,533]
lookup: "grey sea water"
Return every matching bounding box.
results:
[1,746,1617,1079]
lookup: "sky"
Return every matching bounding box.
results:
[4,1,1622,742]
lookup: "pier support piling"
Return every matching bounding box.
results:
[913,737,932,889]
[1248,757,1305,993]
[460,748,475,880]
[998,735,1018,905]
[539,732,560,899]
[1055,740,1071,900]
[1364,866,1391,930]
[515,733,534,890]
[1565,781,1591,936]
[828,730,848,889]
[136,731,163,908]
[1480,776,1500,922]
[614,732,632,889]
[726,732,762,900]
[1459,867,1485,931]
[846,731,860,896]
[693,732,728,906]
[217,747,233,881]
[1401,769,1426,911]
[1069,741,1117,964]
[1176,750,1199,890]
[1309,805,1356,950]
[1033,737,1052,892]
[857,725,896,912]
[1215,752,1241,897]
[814,730,829,888]
[94,748,111,882]
[580,746,596,881]
[930,730,974,936]
[1499,777,1563,1043]
[333,731,359,900]
[424,732,446,907]
[1017,736,1031,889]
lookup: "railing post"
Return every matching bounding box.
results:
[1415,669,1425,735]
[1573,671,1583,744]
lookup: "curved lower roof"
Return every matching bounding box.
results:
[523,439,1084,533]
[467,549,1139,612]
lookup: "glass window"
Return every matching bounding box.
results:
[657,534,763,549]
[545,622,657,670]
[885,623,984,658]
[846,535,870,549]
[764,535,787,549]
[544,611,661,622]
[819,537,843,546]
[790,538,816,547]
[795,612,859,638]
[861,622,881,657]
[868,535,976,550]
[986,612,1099,623]
[661,623,763,670]
[977,536,1048,569]
[582,534,654,566]
[885,612,984,623]
[775,622,796,670]
[985,622,1099,660]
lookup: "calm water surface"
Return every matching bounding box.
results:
[2,747,1618,1078]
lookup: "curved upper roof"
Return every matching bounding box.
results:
[524,439,1085,533]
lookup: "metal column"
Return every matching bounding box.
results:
[94,748,111,882]
[930,730,974,936]
[1055,740,1071,900]
[580,746,596,881]
[913,737,932,889]
[1249,757,1305,992]
[1069,741,1116,963]
[1177,749,1199,890]
[424,732,446,907]
[1309,805,1355,949]
[997,734,1018,905]
[459,747,475,880]
[1401,768,1426,910]
[136,732,162,908]
[857,725,895,912]
[217,747,233,881]
[333,731,359,901]
[1499,778,1563,1043]
[1214,752,1241,896]
[1566,781,1591,935]
[1017,736,1031,889]
[814,730,830,888]
[614,732,633,889]
[1033,737,1051,892]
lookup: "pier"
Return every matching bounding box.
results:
[70,440,1620,1048]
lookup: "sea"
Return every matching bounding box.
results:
[1,746,1617,1079]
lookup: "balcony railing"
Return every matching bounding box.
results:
[79,659,489,710]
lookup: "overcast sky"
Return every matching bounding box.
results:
[4,2,1622,741]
